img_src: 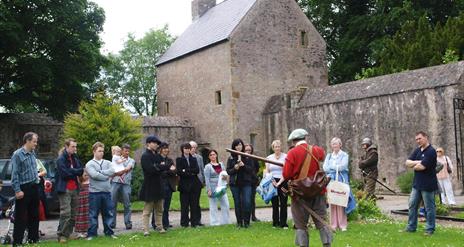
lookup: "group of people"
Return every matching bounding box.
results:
[6,129,457,247]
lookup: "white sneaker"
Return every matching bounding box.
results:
[86,237,93,241]
[143,231,149,237]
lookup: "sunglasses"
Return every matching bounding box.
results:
[437,150,443,153]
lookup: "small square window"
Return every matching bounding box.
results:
[165,102,170,114]
[215,91,222,105]
[250,133,257,147]
[300,30,308,47]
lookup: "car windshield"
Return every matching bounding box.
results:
[0,160,8,180]
[42,159,56,178]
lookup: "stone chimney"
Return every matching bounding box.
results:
[192,0,216,21]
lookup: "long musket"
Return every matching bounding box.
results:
[225,148,284,167]
[361,170,397,194]
[226,148,333,230]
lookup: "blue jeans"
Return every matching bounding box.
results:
[162,184,173,228]
[88,192,114,237]
[230,185,252,225]
[111,183,132,227]
[406,188,436,233]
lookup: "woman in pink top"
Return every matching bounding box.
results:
[436,148,456,205]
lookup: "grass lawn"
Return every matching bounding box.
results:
[118,190,271,212]
[38,220,463,247]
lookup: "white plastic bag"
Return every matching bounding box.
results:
[327,165,350,207]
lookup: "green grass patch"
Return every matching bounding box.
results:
[118,190,271,212]
[37,221,464,247]
[453,212,464,219]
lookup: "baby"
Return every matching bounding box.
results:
[212,171,229,198]
[111,146,126,173]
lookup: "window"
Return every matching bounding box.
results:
[300,30,308,47]
[165,102,170,114]
[250,133,257,147]
[286,94,292,109]
[215,90,222,105]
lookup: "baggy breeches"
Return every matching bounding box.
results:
[291,195,332,247]
[363,170,378,199]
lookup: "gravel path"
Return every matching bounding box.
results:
[1,194,462,241]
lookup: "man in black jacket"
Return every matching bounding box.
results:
[139,135,168,236]
[56,138,84,243]
[358,138,379,200]
[176,143,202,227]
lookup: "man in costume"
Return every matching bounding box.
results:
[283,129,332,247]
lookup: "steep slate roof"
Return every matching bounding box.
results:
[156,0,257,66]
[298,61,464,108]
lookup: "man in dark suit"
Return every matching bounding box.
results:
[139,135,168,236]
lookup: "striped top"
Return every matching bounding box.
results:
[11,147,39,192]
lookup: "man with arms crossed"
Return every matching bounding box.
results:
[404,131,437,236]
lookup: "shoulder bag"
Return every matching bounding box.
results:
[288,145,331,200]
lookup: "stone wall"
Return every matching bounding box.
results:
[263,62,464,193]
[0,113,63,159]
[229,0,327,156]
[136,116,196,162]
[0,114,197,165]
[157,42,233,159]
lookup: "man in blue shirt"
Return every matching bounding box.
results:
[10,132,40,245]
[404,131,438,236]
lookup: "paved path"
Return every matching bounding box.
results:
[1,194,463,241]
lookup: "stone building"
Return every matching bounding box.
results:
[0,113,195,163]
[0,113,63,159]
[263,61,464,193]
[156,0,327,157]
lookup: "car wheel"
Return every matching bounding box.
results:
[1,235,12,244]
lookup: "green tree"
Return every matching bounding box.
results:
[297,0,464,84]
[359,14,464,78]
[0,0,106,119]
[99,26,174,116]
[62,94,142,162]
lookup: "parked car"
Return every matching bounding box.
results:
[0,158,60,215]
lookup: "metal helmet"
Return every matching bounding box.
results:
[288,128,308,141]
[361,137,372,146]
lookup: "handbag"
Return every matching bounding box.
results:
[257,174,278,204]
[445,156,452,174]
[288,145,331,200]
[326,164,350,207]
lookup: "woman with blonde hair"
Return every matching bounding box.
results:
[436,147,456,205]
[323,137,355,231]
[265,140,288,229]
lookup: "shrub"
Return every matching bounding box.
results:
[62,94,142,162]
[396,171,414,194]
[435,197,450,216]
[348,193,387,221]
[130,164,143,201]
[350,178,364,193]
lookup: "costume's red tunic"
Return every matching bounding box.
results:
[283,142,326,194]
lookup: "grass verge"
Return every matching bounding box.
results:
[38,220,464,247]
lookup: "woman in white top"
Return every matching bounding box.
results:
[204,149,230,225]
[436,147,456,205]
[264,140,288,228]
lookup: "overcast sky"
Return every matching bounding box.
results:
[92,0,224,54]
